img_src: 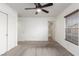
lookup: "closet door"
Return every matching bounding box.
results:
[0,11,8,55]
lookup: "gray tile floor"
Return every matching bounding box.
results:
[2,41,73,56]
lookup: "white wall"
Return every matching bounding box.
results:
[54,3,79,56]
[18,17,54,41]
[0,3,17,51]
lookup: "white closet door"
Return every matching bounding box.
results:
[0,12,7,55]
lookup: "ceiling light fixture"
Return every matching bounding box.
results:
[37,8,41,12]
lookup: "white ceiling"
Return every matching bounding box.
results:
[7,3,71,17]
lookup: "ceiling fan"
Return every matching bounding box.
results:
[25,3,53,14]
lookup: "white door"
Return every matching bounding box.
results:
[0,12,8,55]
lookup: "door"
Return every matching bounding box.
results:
[0,11,8,55]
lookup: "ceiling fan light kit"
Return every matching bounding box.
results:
[37,8,41,12]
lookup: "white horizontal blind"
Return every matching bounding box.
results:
[65,10,79,45]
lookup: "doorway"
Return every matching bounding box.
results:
[48,21,53,42]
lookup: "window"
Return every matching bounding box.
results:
[64,9,79,45]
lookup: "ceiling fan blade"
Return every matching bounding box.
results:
[38,3,42,7]
[41,3,53,8]
[25,8,36,10]
[42,9,49,13]
[34,3,42,8]
[34,3,38,8]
